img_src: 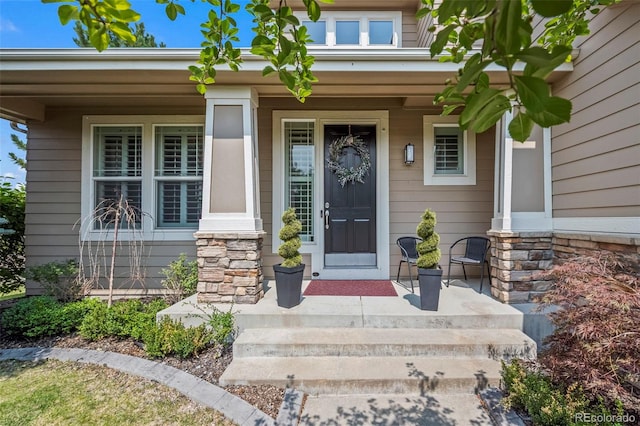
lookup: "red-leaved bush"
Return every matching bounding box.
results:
[539,253,640,418]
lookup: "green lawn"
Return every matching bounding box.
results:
[0,359,236,426]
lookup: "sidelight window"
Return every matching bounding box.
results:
[284,121,315,242]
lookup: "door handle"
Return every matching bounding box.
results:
[325,209,330,229]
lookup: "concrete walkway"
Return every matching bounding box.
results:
[0,346,502,425]
[298,393,494,425]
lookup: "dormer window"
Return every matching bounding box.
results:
[298,11,402,48]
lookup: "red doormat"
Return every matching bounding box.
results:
[303,280,397,297]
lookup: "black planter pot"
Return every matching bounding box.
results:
[417,267,443,311]
[273,263,305,308]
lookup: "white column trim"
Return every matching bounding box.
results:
[511,213,553,231]
[542,126,553,222]
[491,115,513,231]
[200,86,263,232]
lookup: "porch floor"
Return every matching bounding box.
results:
[160,278,530,333]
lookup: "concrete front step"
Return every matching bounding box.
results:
[219,356,503,395]
[233,328,537,360]
[234,309,525,331]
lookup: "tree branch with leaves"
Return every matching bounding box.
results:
[43,0,618,136]
[72,21,166,47]
[418,0,619,141]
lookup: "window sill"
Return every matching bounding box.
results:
[81,229,197,242]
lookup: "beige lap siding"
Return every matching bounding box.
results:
[551,2,640,219]
[256,97,496,280]
[24,107,201,297]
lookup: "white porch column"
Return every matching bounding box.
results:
[492,112,553,232]
[488,113,554,304]
[196,86,265,304]
[491,115,513,231]
[200,86,262,232]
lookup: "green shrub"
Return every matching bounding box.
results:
[25,259,90,302]
[78,298,168,341]
[77,301,109,340]
[168,322,213,359]
[1,296,100,338]
[207,306,235,344]
[140,319,169,358]
[277,207,302,268]
[501,359,628,425]
[160,253,199,304]
[0,181,25,295]
[58,298,103,335]
[415,208,441,269]
[142,317,213,359]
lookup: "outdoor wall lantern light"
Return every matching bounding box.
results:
[404,143,415,165]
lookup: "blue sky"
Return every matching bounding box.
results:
[0,0,255,184]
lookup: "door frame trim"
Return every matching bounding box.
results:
[272,110,390,280]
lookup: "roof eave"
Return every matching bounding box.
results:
[0,47,576,73]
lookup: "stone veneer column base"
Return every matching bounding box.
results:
[487,231,554,304]
[194,231,265,304]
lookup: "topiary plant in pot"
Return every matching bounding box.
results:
[416,208,442,311]
[273,207,305,308]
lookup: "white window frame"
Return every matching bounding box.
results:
[282,119,316,243]
[81,115,205,241]
[273,117,319,251]
[423,115,476,186]
[153,124,204,229]
[296,11,402,48]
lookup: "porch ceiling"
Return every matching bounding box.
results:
[0,48,574,122]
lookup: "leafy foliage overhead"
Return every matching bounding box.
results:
[72,21,166,47]
[43,0,618,138]
[418,0,618,140]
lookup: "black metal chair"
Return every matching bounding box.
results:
[446,236,491,293]
[396,236,422,293]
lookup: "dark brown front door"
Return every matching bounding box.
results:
[324,124,376,267]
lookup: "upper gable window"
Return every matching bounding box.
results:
[300,11,402,48]
[305,21,327,45]
[369,21,394,45]
[336,20,360,45]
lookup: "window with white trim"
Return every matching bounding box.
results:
[93,126,143,228]
[284,121,315,242]
[154,126,203,228]
[423,115,476,186]
[82,116,205,240]
[299,11,402,48]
